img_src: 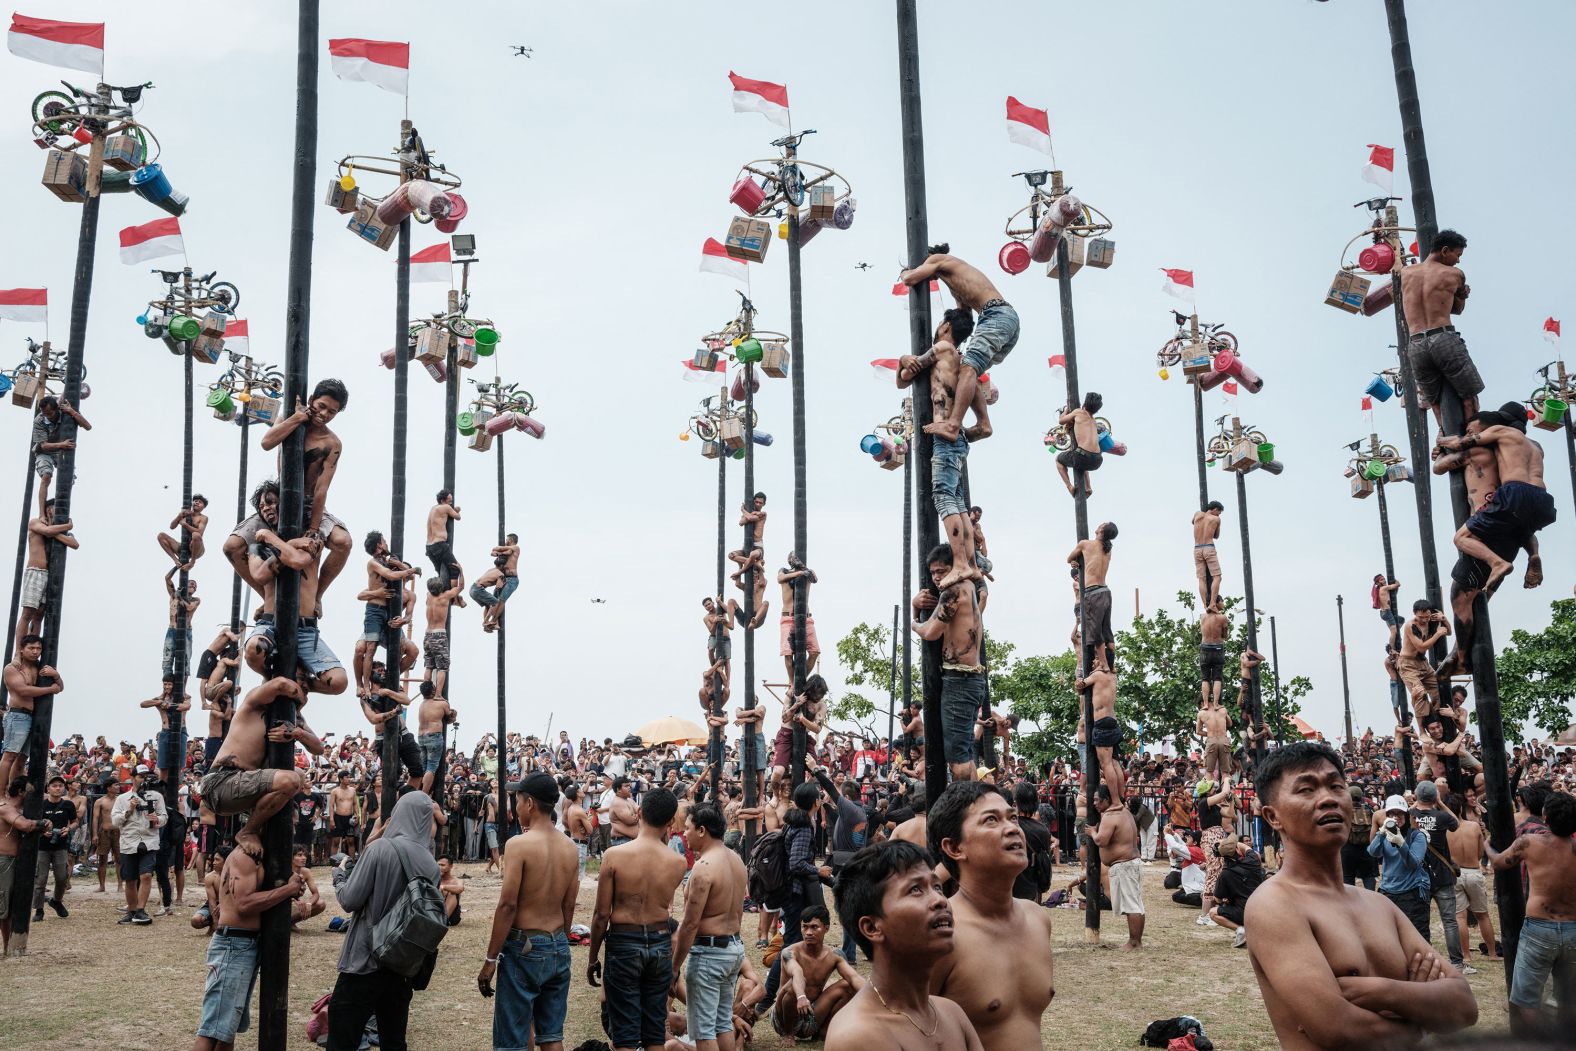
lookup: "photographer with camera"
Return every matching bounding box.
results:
[1368,794,1432,941]
[110,765,166,925]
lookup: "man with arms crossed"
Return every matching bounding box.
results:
[1245,741,1476,1049]
[913,545,984,784]
[825,840,981,1051]
[928,781,1054,1050]
[588,786,688,1051]
[673,803,748,1051]
[479,772,577,1051]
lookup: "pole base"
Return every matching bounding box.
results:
[1083,926,1099,945]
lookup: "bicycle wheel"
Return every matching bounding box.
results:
[1379,444,1401,461]
[1211,330,1239,354]
[693,419,718,441]
[1247,430,1267,445]
[208,282,241,315]
[260,370,285,397]
[1156,338,1183,368]
[1528,388,1550,415]
[448,317,478,339]
[1207,436,1231,458]
[31,91,75,133]
[1050,429,1073,452]
[779,163,805,207]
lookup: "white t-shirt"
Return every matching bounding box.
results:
[597,788,617,819]
[604,752,627,778]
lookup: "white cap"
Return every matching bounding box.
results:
[1383,794,1408,814]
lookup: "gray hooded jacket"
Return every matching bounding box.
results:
[332,790,441,975]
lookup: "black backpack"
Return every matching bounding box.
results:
[747,829,792,908]
[1349,802,1374,846]
[1140,1016,1213,1049]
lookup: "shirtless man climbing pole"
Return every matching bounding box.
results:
[423,571,464,696]
[244,531,348,696]
[1200,600,1228,708]
[1,635,61,787]
[157,495,208,570]
[1069,523,1118,672]
[1398,229,1480,426]
[1192,501,1224,607]
[1076,663,1125,800]
[896,308,983,592]
[425,489,463,584]
[259,379,353,603]
[896,244,1021,443]
[200,676,316,858]
[1055,392,1106,497]
[1198,691,1234,786]
[778,553,821,682]
[914,545,984,784]
[354,530,418,696]
[19,500,76,643]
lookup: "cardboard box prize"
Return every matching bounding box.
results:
[692,348,720,372]
[1350,474,1375,499]
[246,394,282,425]
[1086,238,1116,269]
[880,448,906,471]
[10,372,40,408]
[415,325,450,364]
[347,197,396,250]
[456,340,478,369]
[1224,440,1260,474]
[725,217,771,263]
[467,413,495,452]
[1045,235,1085,278]
[324,178,360,214]
[720,417,745,452]
[103,135,146,172]
[190,332,225,364]
[701,440,722,460]
[1325,271,1371,314]
[41,150,87,203]
[808,184,836,222]
[761,341,791,379]
[1181,342,1213,377]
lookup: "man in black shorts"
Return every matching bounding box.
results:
[425,488,463,581]
[1054,392,1105,497]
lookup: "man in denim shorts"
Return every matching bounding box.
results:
[675,803,747,1051]
[194,847,305,1051]
[1398,229,1480,425]
[896,244,1020,444]
[1486,789,1576,1032]
[914,544,985,783]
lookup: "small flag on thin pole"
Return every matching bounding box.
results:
[7,13,103,75]
[870,358,899,384]
[119,217,184,265]
[1005,96,1052,155]
[1542,317,1561,346]
[0,288,48,324]
[328,38,410,95]
[224,319,250,356]
[1160,268,1196,305]
[1361,144,1394,194]
[410,242,452,283]
[682,358,728,383]
[729,71,790,129]
[700,238,750,283]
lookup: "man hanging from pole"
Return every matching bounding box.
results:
[1397,230,1480,427]
[258,379,353,607]
[912,544,983,784]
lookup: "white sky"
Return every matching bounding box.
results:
[3,0,1573,749]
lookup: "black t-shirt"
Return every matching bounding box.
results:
[40,798,76,850]
[294,792,324,840]
[1410,806,1458,888]
[1013,815,1053,900]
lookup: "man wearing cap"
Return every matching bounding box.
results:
[1411,780,1470,974]
[111,765,166,925]
[1437,401,1556,596]
[1368,793,1432,940]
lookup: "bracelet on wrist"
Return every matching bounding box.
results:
[484,956,498,965]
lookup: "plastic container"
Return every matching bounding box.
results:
[1363,460,1387,481]
[167,315,201,342]
[998,241,1030,275]
[129,163,172,203]
[1257,442,1275,462]
[206,389,234,414]
[860,434,882,455]
[1358,243,1396,274]
[1097,431,1115,453]
[1366,375,1394,402]
[751,431,773,447]
[473,327,499,355]
[457,411,476,436]
[729,176,766,215]
[1543,397,1568,425]
[735,338,763,364]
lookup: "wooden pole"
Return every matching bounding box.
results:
[494,435,510,845]
[742,367,759,845]
[1336,596,1355,747]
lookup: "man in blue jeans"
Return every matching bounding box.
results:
[1369,794,1432,940]
[1487,788,1576,1032]
[480,772,577,1051]
[1411,780,1469,974]
[193,845,304,1050]
[587,786,687,1051]
[674,803,748,1051]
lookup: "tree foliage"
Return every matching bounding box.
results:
[1493,598,1576,743]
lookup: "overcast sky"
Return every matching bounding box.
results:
[3,0,1572,750]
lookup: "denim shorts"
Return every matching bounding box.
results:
[941,671,987,764]
[419,732,445,774]
[249,617,343,676]
[960,301,1021,376]
[157,729,188,773]
[494,930,570,1049]
[1510,916,1576,1009]
[2,709,31,754]
[469,582,499,608]
[196,932,260,1041]
[931,434,969,521]
[361,601,389,642]
[605,930,672,1048]
[162,629,193,677]
[497,576,519,604]
[686,939,745,1041]
[484,822,499,850]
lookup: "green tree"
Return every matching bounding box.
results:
[831,622,1013,736]
[993,650,1079,772]
[1494,598,1576,743]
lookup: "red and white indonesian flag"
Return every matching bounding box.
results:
[700,237,749,283]
[119,217,184,264]
[892,280,940,297]
[0,288,47,324]
[7,14,103,75]
[870,358,899,383]
[1222,380,1239,398]
[410,242,451,283]
[729,71,789,129]
[1160,268,1196,305]
[224,319,250,355]
[329,38,409,95]
[682,358,728,384]
[1005,96,1052,155]
[1361,144,1394,194]
[1543,317,1560,346]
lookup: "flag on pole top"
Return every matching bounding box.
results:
[682,358,728,383]
[870,358,899,383]
[1361,144,1395,194]
[1223,380,1239,397]
[699,237,749,283]
[224,319,250,355]
[1543,317,1561,345]
[0,288,47,324]
[729,71,789,129]
[7,14,103,75]
[1047,354,1066,369]
[1160,268,1196,305]
[328,38,410,95]
[410,242,451,283]
[1005,96,1052,155]
[119,217,184,264]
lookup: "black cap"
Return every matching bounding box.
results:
[1496,401,1528,432]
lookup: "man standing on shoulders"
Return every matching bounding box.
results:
[1398,229,1479,426]
[589,786,688,1051]
[673,803,748,1051]
[1245,742,1476,1049]
[928,781,1054,1049]
[1192,502,1225,607]
[479,773,577,1051]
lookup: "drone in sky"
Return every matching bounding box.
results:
[590,598,607,604]
[854,262,871,271]
[512,46,533,57]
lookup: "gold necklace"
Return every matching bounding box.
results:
[872,981,939,1037]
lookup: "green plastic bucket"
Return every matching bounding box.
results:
[168,315,200,342]
[206,388,234,414]
[1363,459,1387,481]
[731,446,746,459]
[1544,397,1568,425]
[1257,442,1275,463]
[736,338,763,363]
[473,327,499,356]
[457,411,476,436]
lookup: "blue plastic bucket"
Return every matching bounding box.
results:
[860,434,882,455]
[1365,375,1394,402]
[130,163,172,203]
[1098,431,1115,452]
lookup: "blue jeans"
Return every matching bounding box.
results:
[494,931,570,1049]
[605,930,672,1049]
[418,732,444,774]
[959,300,1021,375]
[930,434,969,521]
[196,932,260,1041]
[497,575,519,603]
[157,728,188,773]
[2,709,31,754]
[162,628,192,678]
[1511,917,1576,1010]
[686,939,744,1042]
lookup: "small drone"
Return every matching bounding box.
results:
[590,598,607,604]
[854,262,871,271]
[512,46,533,57]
